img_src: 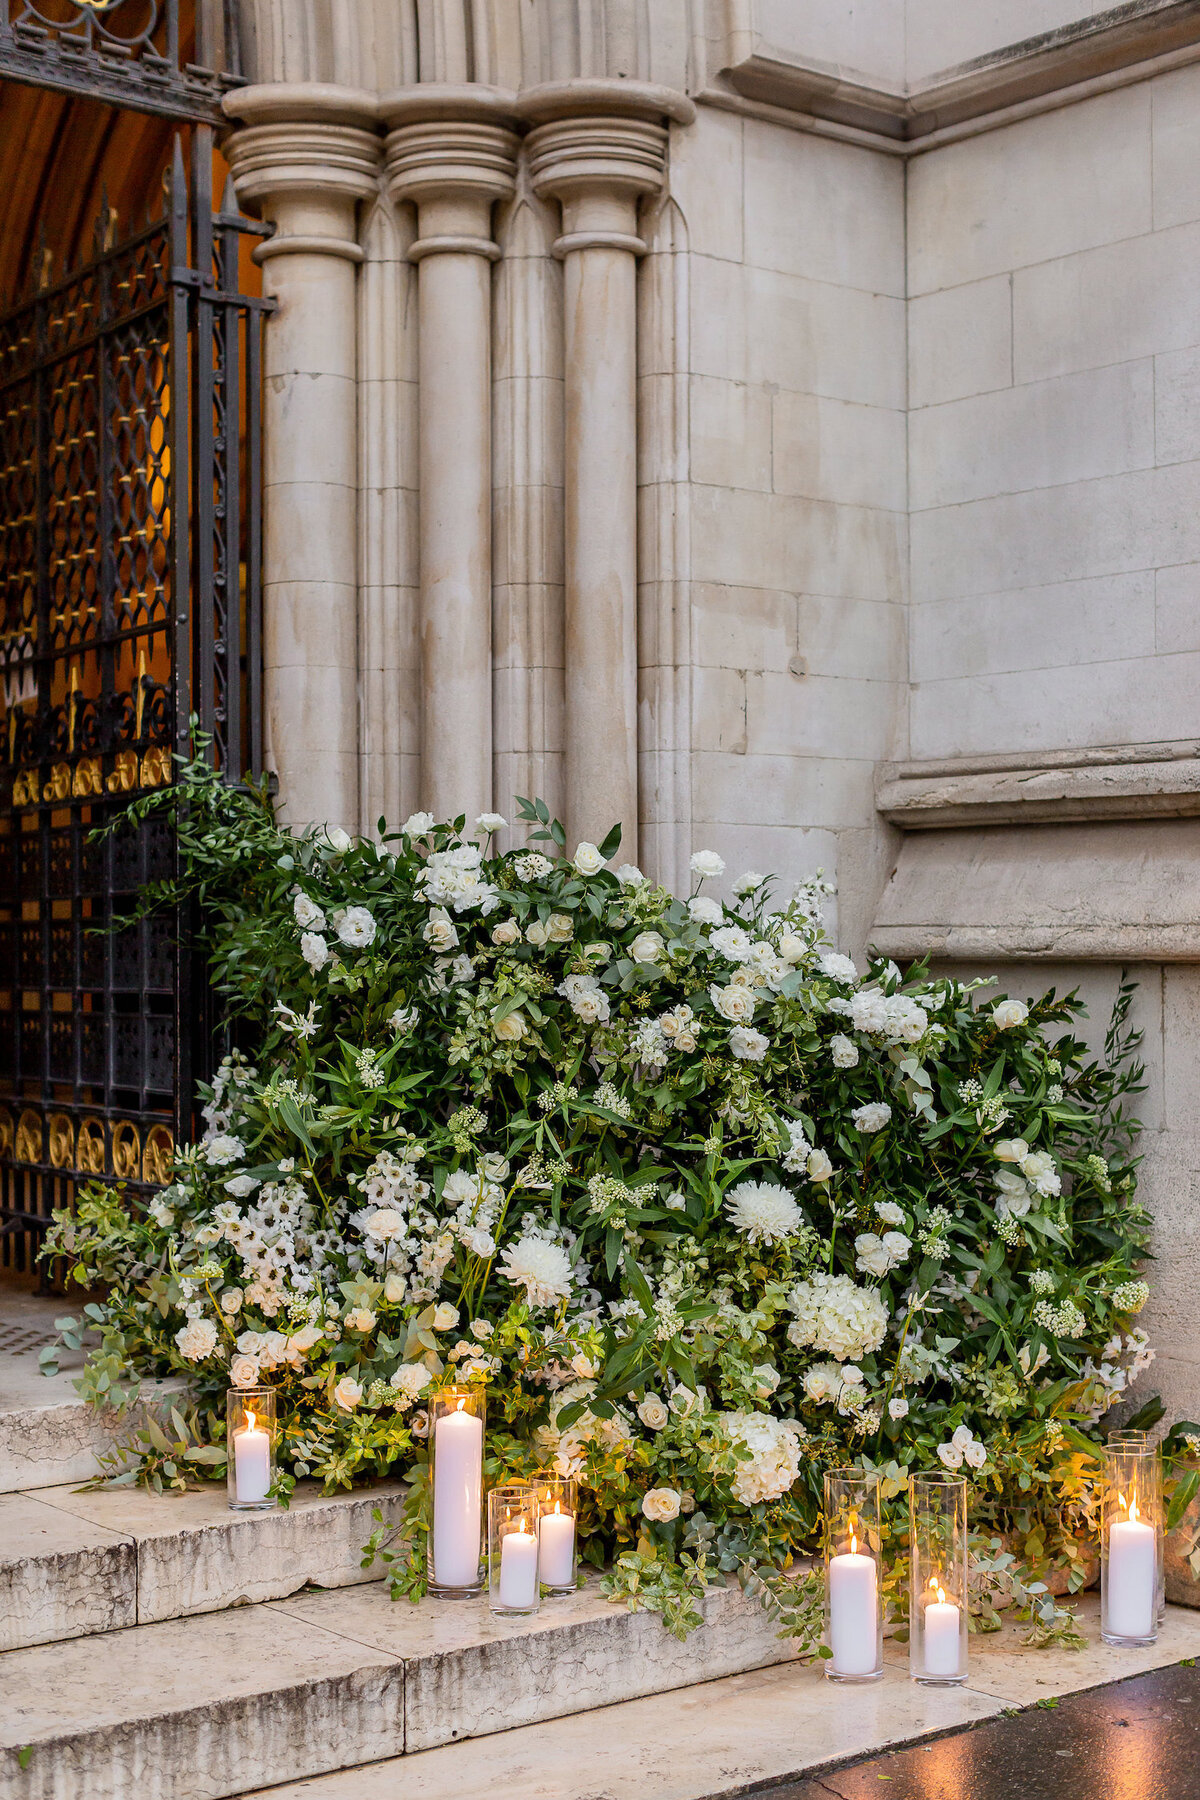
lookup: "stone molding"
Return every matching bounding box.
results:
[222,119,381,209]
[384,118,521,217]
[877,743,1200,830]
[515,78,696,128]
[526,115,670,221]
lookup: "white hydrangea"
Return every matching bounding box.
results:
[787,1272,889,1362]
[175,1317,218,1361]
[721,1410,803,1505]
[725,1180,805,1245]
[499,1233,574,1308]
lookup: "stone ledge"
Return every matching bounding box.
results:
[876,743,1200,829]
[0,1573,798,1800]
[0,1480,407,1652]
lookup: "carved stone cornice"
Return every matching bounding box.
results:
[876,742,1200,830]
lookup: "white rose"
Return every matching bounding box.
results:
[830,1034,859,1068]
[301,931,329,971]
[433,1303,460,1331]
[220,1288,243,1315]
[492,918,521,945]
[888,1397,909,1420]
[637,1394,670,1429]
[615,863,646,888]
[732,870,764,895]
[710,982,756,1024]
[751,1363,780,1398]
[806,1147,834,1182]
[688,896,723,925]
[336,906,376,949]
[642,1486,682,1522]
[494,1008,527,1041]
[546,912,573,943]
[573,842,606,876]
[334,1376,363,1410]
[345,1308,376,1332]
[293,891,326,931]
[936,1440,964,1470]
[994,1138,1030,1163]
[383,1272,408,1304]
[403,811,436,836]
[424,909,459,953]
[629,930,665,964]
[729,1025,769,1062]
[778,932,808,964]
[289,1324,324,1353]
[992,999,1029,1029]
[229,1353,260,1388]
[321,826,352,855]
[475,812,507,835]
[690,850,725,880]
[525,919,549,947]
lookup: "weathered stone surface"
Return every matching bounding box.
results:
[0,1493,134,1653]
[876,744,1200,829]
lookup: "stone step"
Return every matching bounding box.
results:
[0,1571,802,1800]
[0,1478,407,1652]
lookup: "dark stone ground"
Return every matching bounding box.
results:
[753,1661,1200,1800]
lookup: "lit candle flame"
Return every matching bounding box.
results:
[555,1500,561,1515]
[936,1584,946,1606]
[850,1530,858,1555]
[246,1409,256,1433]
[1130,1495,1140,1525]
[457,1398,465,1413]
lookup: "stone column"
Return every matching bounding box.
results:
[382,88,520,826]
[223,85,379,831]
[522,83,693,863]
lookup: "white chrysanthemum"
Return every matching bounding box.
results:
[787,1272,888,1362]
[499,1233,574,1308]
[709,925,752,963]
[175,1317,218,1362]
[721,1411,802,1506]
[725,1180,804,1245]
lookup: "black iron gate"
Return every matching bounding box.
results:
[0,137,269,1266]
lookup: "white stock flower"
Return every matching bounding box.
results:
[788,1272,888,1362]
[726,1179,804,1244]
[637,1393,670,1429]
[830,1034,859,1068]
[729,1025,769,1062]
[403,811,436,836]
[230,1353,259,1388]
[688,896,723,925]
[851,1102,892,1134]
[629,930,665,964]
[690,850,726,879]
[301,932,329,971]
[293,891,326,931]
[175,1317,218,1361]
[642,1487,682,1522]
[334,1376,363,1410]
[710,982,756,1024]
[992,999,1029,1029]
[573,842,606,876]
[499,1234,574,1307]
[818,952,859,986]
[336,906,376,949]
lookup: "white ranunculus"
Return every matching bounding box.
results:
[710,982,756,1024]
[806,1147,834,1183]
[637,1394,670,1430]
[403,811,436,836]
[642,1486,682,1522]
[992,999,1029,1029]
[475,812,507,834]
[573,841,606,876]
[433,1303,460,1331]
[334,1376,363,1410]
[492,917,521,945]
[615,863,646,888]
[174,1317,218,1362]
[230,1353,259,1388]
[293,891,326,931]
[423,909,459,953]
[336,906,376,949]
[688,896,723,925]
[629,930,665,964]
[493,1008,527,1041]
[726,1179,804,1245]
[830,1033,859,1068]
[690,849,725,880]
[301,931,329,971]
[729,1025,769,1062]
[851,1101,892,1134]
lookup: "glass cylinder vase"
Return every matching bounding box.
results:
[535,1474,578,1594]
[1101,1438,1161,1646]
[488,1483,541,1616]
[226,1387,277,1511]
[908,1473,969,1685]
[1107,1429,1165,1623]
[823,1468,883,1682]
[427,1384,487,1598]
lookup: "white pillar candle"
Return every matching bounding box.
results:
[1108,1502,1156,1639]
[538,1502,576,1588]
[923,1588,962,1677]
[498,1526,539,1609]
[432,1401,483,1588]
[829,1538,878,1676]
[233,1413,270,1504]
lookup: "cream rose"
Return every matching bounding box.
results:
[992,999,1029,1029]
[230,1353,260,1388]
[492,918,521,946]
[710,982,755,1024]
[334,1376,363,1410]
[433,1303,460,1331]
[642,1486,682,1522]
[630,930,665,964]
[637,1394,670,1430]
[494,1008,528,1041]
[573,842,606,876]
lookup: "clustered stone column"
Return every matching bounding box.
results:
[224,86,379,831]
[382,88,519,829]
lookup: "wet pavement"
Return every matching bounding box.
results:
[759,1660,1200,1800]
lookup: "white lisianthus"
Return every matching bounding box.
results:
[729,1025,769,1062]
[433,1303,460,1331]
[423,909,459,953]
[293,891,326,931]
[806,1147,834,1183]
[629,930,665,964]
[710,982,756,1024]
[994,1167,1033,1218]
[851,1102,892,1133]
[174,1317,217,1361]
[788,1272,888,1362]
[818,952,859,986]
[688,896,723,925]
[992,999,1029,1029]
[230,1353,259,1388]
[690,849,726,880]
[335,906,376,949]
[876,1201,906,1227]
[1020,1149,1061,1198]
[494,1008,527,1041]
[732,870,764,895]
[830,1034,859,1068]
[615,863,646,888]
[499,1233,574,1307]
[726,1179,804,1245]
[637,1393,670,1429]
[301,931,329,971]
[573,842,606,876]
[334,1376,363,1410]
[389,1004,418,1033]
[642,1487,682,1522]
[475,812,507,834]
[403,810,436,836]
[888,1396,909,1421]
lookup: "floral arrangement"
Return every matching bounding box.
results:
[45,761,1156,1643]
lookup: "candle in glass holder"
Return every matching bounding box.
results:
[432,1397,483,1589]
[538,1499,576,1589]
[234,1407,271,1504]
[829,1531,878,1677]
[1107,1493,1156,1640]
[499,1524,539,1609]
[923,1582,961,1678]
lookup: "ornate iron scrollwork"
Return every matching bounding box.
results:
[0,2,241,123]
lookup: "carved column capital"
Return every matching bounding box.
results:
[381,87,520,258]
[223,89,381,263]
